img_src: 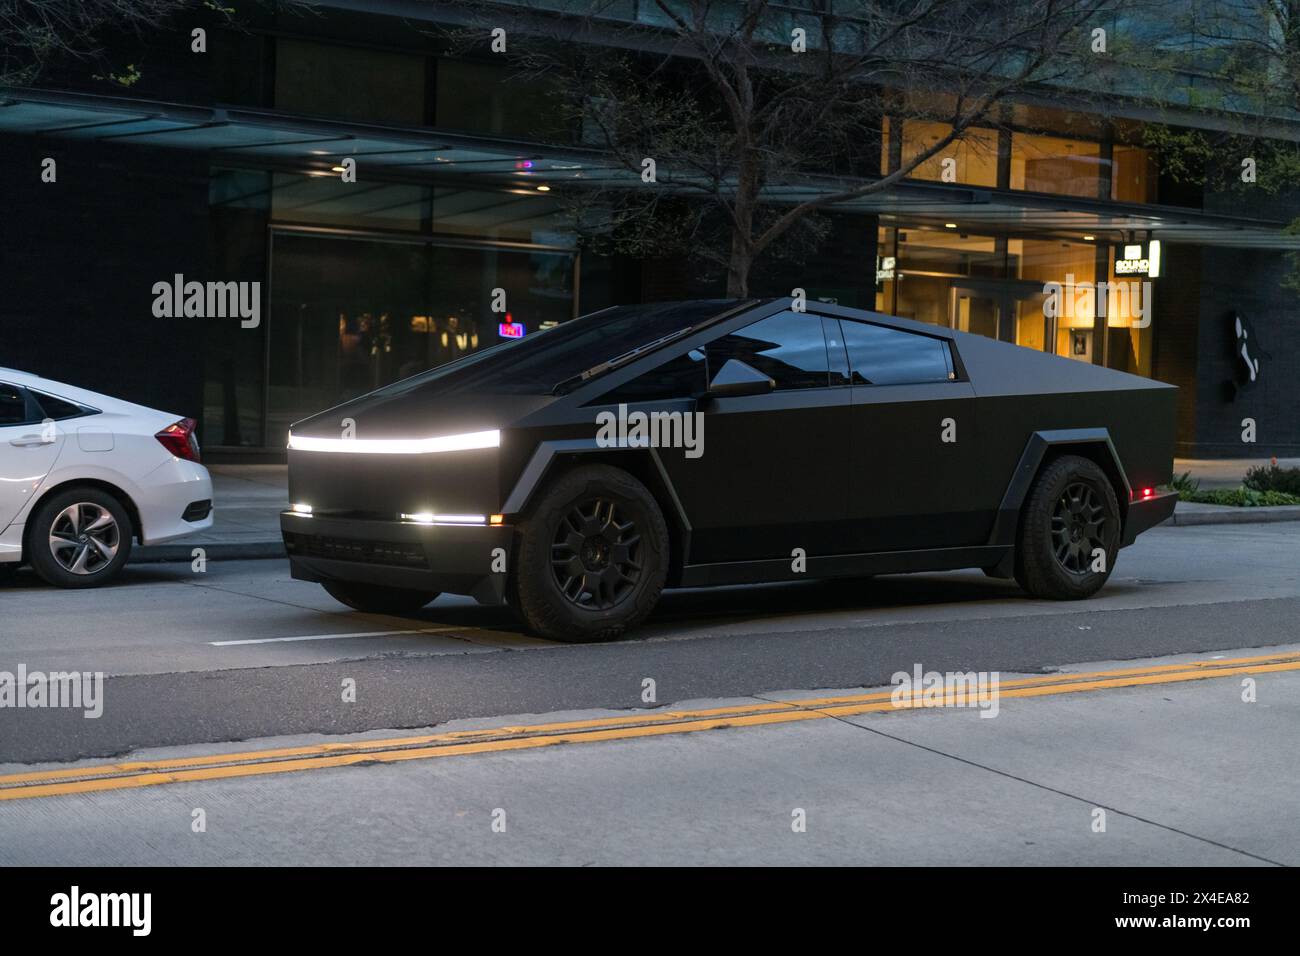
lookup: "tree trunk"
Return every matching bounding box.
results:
[726,240,751,297]
[726,168,758,297]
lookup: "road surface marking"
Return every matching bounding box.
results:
[3,650,1297,801]
[208,627,465,646]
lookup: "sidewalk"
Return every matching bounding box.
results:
[135,465,287,562]
[132,458,1300,563]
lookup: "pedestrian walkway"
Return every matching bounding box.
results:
[136,465,287,561]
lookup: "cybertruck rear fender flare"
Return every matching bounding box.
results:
[986,429,1132,575]
[500,439,692,573]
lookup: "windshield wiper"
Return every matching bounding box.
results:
[550,299,759,395]
[552,327,695,395]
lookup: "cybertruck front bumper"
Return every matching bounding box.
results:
[281,512,513,605]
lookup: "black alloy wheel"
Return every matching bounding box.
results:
[1051,481,1109,575]
[511,463,669,643]
[1015,454,1120,600]
[550,497,643,610]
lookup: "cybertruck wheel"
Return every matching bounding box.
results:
[321,581,439,613]
[512,464,669,643]
[1015,455,1120,600]
[27,487,133,588]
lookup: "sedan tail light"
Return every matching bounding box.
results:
[156,418,201,463]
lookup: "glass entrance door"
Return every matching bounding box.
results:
[949,284,1001,340]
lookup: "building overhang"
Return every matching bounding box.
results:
[4,87,1300,250]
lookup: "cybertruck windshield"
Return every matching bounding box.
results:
[372,300,742,397]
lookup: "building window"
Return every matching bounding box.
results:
[1111,144,1158,203]
[435,59,568,141]
[1010,131,1104,197]
[1010,238,1097,360]
[275,38,426,126]
[264,233,575,446]
[882,119,999,187]
[890,228,1000,328]
[271,174,429,232]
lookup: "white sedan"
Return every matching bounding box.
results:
[0,369,213,587]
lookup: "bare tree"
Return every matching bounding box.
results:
[450,0,1125,295]
[1,0,318,89]
[0,0,203,87]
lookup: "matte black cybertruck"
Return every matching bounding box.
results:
[282,299,1177,642]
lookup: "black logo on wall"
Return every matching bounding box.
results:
[1228,311,1269,399]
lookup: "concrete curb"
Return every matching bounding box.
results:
[1165,505,1300,527]
[132,541,285,563]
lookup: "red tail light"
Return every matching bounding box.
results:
[156,418,201,463]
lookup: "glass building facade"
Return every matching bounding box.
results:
[2,1,1298,457]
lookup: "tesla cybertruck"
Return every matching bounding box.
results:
[282,299,1177,641]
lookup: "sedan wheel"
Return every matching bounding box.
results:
[49,502,121,576]
[28,487,134,588]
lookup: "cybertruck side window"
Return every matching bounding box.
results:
[840,320,955,386]
[706,310,830,390]
[594,349,708,404]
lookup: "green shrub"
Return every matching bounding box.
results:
[1168,471,1200,495]
[1244,464,1300,496]
[1179,486,1300,507]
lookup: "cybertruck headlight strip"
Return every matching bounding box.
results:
[287,429,500,455]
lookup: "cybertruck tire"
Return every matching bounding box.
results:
[512,464,669,643]
[321,580,439,613]
[1015,455,1121,600]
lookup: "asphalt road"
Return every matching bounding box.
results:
[2,521,1298,865]
[1,522,1298,763]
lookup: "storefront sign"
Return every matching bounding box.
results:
[1114,240,1161,278]
[498,316,526,338]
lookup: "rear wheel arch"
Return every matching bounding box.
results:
[1040,443,1129,526]
[990,431,1131,548]
[22,478,143,558]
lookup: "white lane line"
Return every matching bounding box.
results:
[209,627,465,646]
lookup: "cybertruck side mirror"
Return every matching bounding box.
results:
[706,359,775,399]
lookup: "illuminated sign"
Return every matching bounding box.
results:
[876,255,896,282]
[1114,240,1161,278]
[498,315,525,338]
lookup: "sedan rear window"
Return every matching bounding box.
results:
[32,390,95,421]
[0,383,29,425]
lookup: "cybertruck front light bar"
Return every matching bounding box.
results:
[287,429,500,455]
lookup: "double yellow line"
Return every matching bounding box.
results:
[3,651,1297,802]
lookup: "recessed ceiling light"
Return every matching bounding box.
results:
[536,185,551,191]
[944,223,957,229]
[1083,235,1095,241]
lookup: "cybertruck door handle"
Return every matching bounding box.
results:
[9,435,55,447]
